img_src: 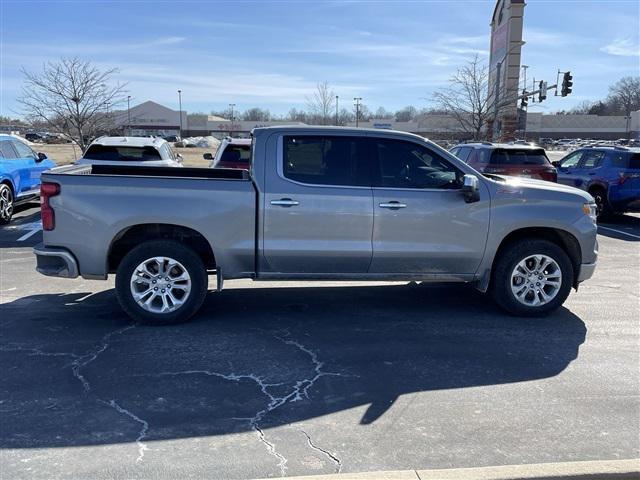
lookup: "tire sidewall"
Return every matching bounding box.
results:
[492,239,573,317]
[115,240,208,325]
[0,184,14,225]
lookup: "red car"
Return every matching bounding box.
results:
[450,143,557,182]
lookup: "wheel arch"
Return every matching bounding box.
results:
[481,227,582,291]
[107,223,216,273]
[0,177,15,193]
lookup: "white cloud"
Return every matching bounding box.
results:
[600,37,640,57]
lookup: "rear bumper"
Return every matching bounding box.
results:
[33,243,79,278]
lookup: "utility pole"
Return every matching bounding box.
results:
[229,103,236,137]
[127,95,131,135]
[354,97,362,127]
[335,96,339,126]
[177,90,183,138]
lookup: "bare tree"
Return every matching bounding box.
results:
[242,107,271,122]
[431,55,512,141]
[395,106,418,122]
[306,82,336,125]
[608,76,640,116]
[18,58,127,150]
[374,107,394,119]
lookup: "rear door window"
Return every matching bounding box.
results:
[283,136,371,187]
[579,151,605,169]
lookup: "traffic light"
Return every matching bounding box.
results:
[539,81,548,101]
[561,72,573,97]
[520,95,528,108]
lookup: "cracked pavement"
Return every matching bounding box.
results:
[1,207,639,479]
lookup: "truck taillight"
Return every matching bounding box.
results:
[40,182,60,231]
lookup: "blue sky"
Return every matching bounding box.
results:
[1,0,639,117]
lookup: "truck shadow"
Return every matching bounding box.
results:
[1,282,586,450]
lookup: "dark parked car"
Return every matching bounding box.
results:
[554,146,640,218]
[450,142,557,182]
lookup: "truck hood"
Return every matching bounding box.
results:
[487,175,594,203]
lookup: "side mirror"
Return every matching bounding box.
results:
[176,153,183,163]
[462,174,480,203]
[203,153,213,160]
[552,160,561,167]
[36,152,47,162]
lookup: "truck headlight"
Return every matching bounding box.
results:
[583,202,597,223]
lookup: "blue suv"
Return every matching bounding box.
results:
[0,134,57,224]
[554,146,640,218]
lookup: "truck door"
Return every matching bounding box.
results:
[369,138,490,275]
[262,134,373,274]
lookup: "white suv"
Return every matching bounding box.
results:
[77,136,183,167]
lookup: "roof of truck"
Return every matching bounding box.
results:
[251,125,427,141]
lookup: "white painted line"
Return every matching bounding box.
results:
[599,226,640,240]
[17,227,42,242]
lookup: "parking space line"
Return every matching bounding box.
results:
[17,226,42,242]
[598,226,640,240]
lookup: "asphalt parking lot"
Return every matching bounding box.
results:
[1,204,639,480]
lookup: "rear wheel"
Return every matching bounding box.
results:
[0,184,14,225]
[491,239,573,317]
[115,240,208,325]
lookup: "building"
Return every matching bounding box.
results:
[102,100,640,141]
[113,100,187,137]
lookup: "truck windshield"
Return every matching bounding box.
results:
[491,149,549,165]
[83,145,162,161]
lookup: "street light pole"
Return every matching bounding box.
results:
[127,95,131,135]
[229,103,236,137]
[177,90,183,138]
[335,96,339,126]
[354,97,362,127]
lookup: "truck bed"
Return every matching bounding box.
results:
[40,163,256,280]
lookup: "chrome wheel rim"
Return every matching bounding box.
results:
[130,256,191,314]
[0,187,13,221]
[510,254,562,307]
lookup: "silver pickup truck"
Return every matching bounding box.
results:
[34,126,598,325]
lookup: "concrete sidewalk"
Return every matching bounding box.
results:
[259,459,639,480]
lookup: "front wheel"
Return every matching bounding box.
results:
[115,240,208,325]
[491,239,573,317]
[0,184,14,225]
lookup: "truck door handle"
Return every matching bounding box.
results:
[379,201,407,209]
[270,198,299,207]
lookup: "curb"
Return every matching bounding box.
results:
[258,459,640,480]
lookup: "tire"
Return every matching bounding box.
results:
[0,183,14,225]
[491,239,573,317]
[115,240,208,325]
[589,187,611,221]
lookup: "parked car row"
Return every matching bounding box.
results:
[448,141,640,219]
